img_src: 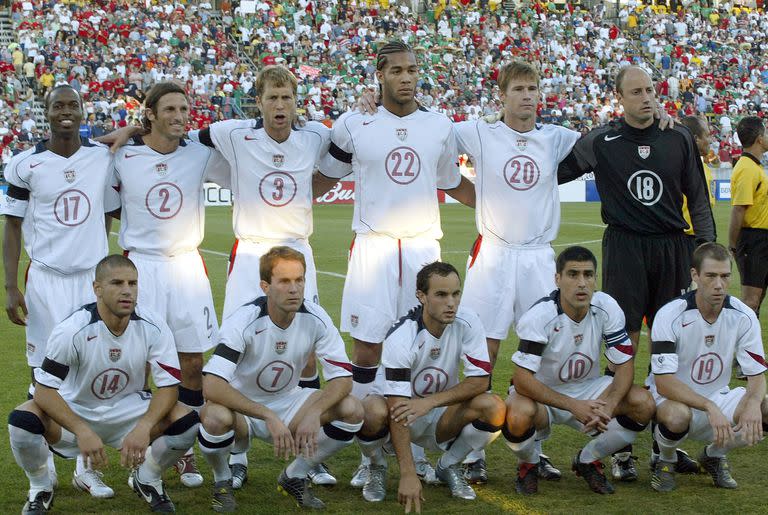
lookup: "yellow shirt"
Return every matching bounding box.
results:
[731,153,768,229]
[683,160,715,236]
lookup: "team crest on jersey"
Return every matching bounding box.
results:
[275,341,287,354]
[574,334,583,345]
[350,314,359,327]
[638,146,651,159]
[705,335,715,347]
[64,169,76,183]
[430,347,441,359]
[155,163,168,176]
[396,128,408,141]
[109,348,121,362]
[272,154,285,168]
[516,138,527,151]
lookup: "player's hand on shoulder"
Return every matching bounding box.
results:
[5,286,27,325]
[356,86,379,115]
[482,111,502,124]
[390,397,432,426]
[76,427,108,469]
[398,475,423,514]
[294,413,321,458]
[266,414,296,460]
[95,124,146,153]
[120,423,151,468]
[654,104,675,130]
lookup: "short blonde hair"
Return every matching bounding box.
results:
[497,60,540,94]
[260,246,306,283]
[255,65,298,98]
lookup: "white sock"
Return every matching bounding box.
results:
[75,454,87,476]
[411,443,426,462]
[228,452,248,467]
[199,427,235,482]
[580,416,644,463]
[654,423,688,462]
[463,449,485,464]
[504,427,538,465]
[357,432,388,467]
[706,431,746,458]
[439,420,500,468]
[9,419,52,493]
[289,420,363,478]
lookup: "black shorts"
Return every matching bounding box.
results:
[735,228,768,288]
[602,227,694,333]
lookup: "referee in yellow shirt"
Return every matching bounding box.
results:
[729,116,768,315]
[680,116,716,261]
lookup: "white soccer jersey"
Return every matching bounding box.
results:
[203,297,352,403]
[455,121,580,245]
[320,107,461,239]
[512,291,633,388]
[34,303,181,410]
[1,139,120,274]
[114,137,230,256]
[189,119,330,241]
[650,292,767,397]
[381,306,490,398]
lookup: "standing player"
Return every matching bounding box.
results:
[649,243,767,492]
[557,65,715,479]
[728,116,768,317]
[112,81,231,488]
[8,255,199,513]
[2,84,120,498]
[319,40,475,485]
[504,246,655,495]
[679,115,716,254]
[356,262,504,509]
[197,247,363,511]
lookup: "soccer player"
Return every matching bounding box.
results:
[319,40,475,486]
[355,262,504,510]
[197,246,363,512]
[111,81,231,488]
[2,84,120,497]
[649,243,767,492]
[728,116,768,317]
[8,255,199,513]
[679,115,716,255]
[557,65,715,479]
[504,246,655,495]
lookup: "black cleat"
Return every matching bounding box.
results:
[572,452,615,494]
[22,490,53,514]
[230,463,248,490]
[650,449,701,474]
[650,460,677,492]
[611,452,638,482]
[131,469,175,512]
[277,469,326,509]
[515,462,539,495]
[698,450,738,489]
[463,459,488,485]
[538,454,561,480]
[212,478,237,512]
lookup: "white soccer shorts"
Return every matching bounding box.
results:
[223,238,318,320]
[126,250,218,353]
[340,234,440,343]
[25,264,95,367]
[462,237,555,340]
[244,387,316,442]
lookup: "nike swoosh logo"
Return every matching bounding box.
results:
[30,162,42,169]
[553,327,561,332]
[125,153,139,159]
[244,135,258,141]
[254,328,266,335]
[139,488,153,503]
[604,135,621,141]
[362,121,374,126]
[87,335,97,341]
[682,321,695,327]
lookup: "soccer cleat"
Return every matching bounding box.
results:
[571,452,615,494]
[610,452,638,482]
[515,462,539,495]
[349,463,369,488]
[650,460,677,492]
[435,462,476,500]
[308,463,337,486]
[175,453,204,488]
[211,479,237,513]
[230,464,248,490]
[72,469,115,498]
[538,454,562,480]
[698,450,738,489]
[362,464,387,502]
[463,459,488,485]
[415,458,440,485]
[277,469,326,510]
[131,469,176,512]
[650,449,701,474]
[22,490,53,515]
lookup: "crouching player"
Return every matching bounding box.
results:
[198,246,363,511]
[8,255,199,514]
[356,262,505,511]
[650,243,767,492]
[504,246,655,495]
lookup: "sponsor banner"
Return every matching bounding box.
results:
[715,180,731,201]
[0,184,7,195]
[204,183,233,206]
[313,180,446,204]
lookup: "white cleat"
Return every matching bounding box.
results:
[415,458,440,485]
[72,469,115,499]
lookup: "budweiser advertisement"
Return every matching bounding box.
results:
[314,181,446,204]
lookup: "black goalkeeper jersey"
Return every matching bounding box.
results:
[558,119,715,241]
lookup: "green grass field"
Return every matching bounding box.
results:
[1,202,767,514]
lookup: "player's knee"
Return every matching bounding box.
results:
[656,400,691,431]
[360,395,388,435]
[199,402,235,434]
[473,393,506,426]
[8,409,45,437]
[626,386,655,423]
[505,394,537,433]
[336,395,365,424]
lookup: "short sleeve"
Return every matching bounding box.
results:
[381,325,416,397]
[203,148,232,189]
[511,305,550,373]
[730,165,756,206]
[103,164,121,213]
[454,120,480,158]
[735,309,768,377]
[650,305,679,375]
[457,311,491,377]
[1,183,29,217]
[202,119,251,165]
[436,121,461,190]
[598,294,633,365]
[147,318,182,388]
[555,126,582,164]
[34,322,78,389]
[203,305,251,383]
[309,304,353,381]
[318,113,354,179]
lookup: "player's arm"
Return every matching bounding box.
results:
[557,132,596,184]
[292,375,351,457]
[390,375,487,424]
[312,171,339,198]
[387,394,423,513]
[120,384,178,469]
[443,175,475,208]
[679,129,716,243]
[728,167,752,252]
[596,357,634,423]
[95,124,145,153]
[3,214,26,325]
[735,373,767,446]
[203,372,279,422]
[728,205,747,253]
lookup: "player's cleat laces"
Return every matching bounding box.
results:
[436,462,476,500]
[22,490,53,515]
[230,464,248,490]
[362,464,387,502]
[211,478,237,513]
[515,462,539,495]
[73,468,115,498]
[308,463,337,486]
[698,450,738,489]
[572,452,615,494]
[538,454,562,480]
[131,469,176,512]
[611,452,638,482]
[175,453,204,488]
[277,469,326,509]
[463,458,488,485]
[650,460,677,492]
